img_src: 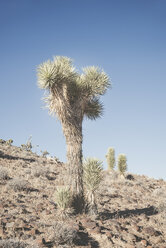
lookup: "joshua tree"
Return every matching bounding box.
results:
[106,147,115,171]
[117,154,127,176]
[37,56,110,211]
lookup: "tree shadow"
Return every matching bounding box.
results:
[75,230,99,247]
[0,150,36,162]
[100,206,157,220]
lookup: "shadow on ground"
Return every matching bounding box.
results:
[0,150,36,162]
[100,206,157,220]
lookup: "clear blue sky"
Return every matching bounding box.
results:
[0,0,166,179]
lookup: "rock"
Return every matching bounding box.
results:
[81,218,97,229]
[126,245,135,248]
[144,226,160,236]
[133,223,140,232]
[141,239,147,246]
[0,227,4,236]
[89,226,101,234]
[105,231,113,239]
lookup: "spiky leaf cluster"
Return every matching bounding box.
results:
[83,158,103,193]
[118,154,127,175]
[37,56,110,121]
[106,147,115,171]
[37,56,77,90]
[55,186,72,211]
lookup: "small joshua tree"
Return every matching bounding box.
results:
[117,154,127,176]
[106,147,115,171]
[83,158,103,214]
[55,186,73,219]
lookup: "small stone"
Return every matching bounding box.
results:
[81,218,97,229]
[89,226,101,234]
[133,224,139,232]
[105,231,113,239]
[141,239,147,246]
[126,245,135,248]
[144,226,159,236]
[0,227,4,236]
[6,222,14,228]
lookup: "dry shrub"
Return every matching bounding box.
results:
[33,166,49,177]
[0,166,9,180]
[50,222,77,246]
[8,178,30,191]
[0,239,27,248]
[153,188,166,223]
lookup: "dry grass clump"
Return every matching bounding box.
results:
[0,239,27,248]
[8,178,30,192]
[33,166,49,177]
[153,188,166,223]
[50,222,77,246]
[0,166,9,180]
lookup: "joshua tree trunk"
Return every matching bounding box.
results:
[62,121,84,212]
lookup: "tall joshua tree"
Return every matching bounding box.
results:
[37,56,110,211]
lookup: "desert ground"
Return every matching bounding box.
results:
[0,140,166,247]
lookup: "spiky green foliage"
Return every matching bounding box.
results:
[83,158,103,192]
[117,154,127,175]
[83,158,103,214]
[106,147,115,171]
[37,56,110,121]
[55,187,73,218]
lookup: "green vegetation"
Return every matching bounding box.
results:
[117,154,127,176]
[83,158,103,214]
[106,147,115,171]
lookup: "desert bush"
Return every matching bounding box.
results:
[8,178,30,191]
[0,239,27,248]
[50,222,77,246]
[40,150,49,157]
[117,154,127,176]
[33,166,49,177]
[153,188,166,223]
[21,136,32,151]
[106,147,115,171]
[0,166,9,180]
[55,187,73,219]
[83,158,103,214]
[0,139,6,144]
[6,139,13,146]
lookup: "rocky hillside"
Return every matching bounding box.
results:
[0,141,166,248]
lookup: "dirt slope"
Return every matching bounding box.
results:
[0,141,166,248]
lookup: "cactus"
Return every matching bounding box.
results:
[83,158,103,214]
[106,147,115,171]
[117,154,127,176]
